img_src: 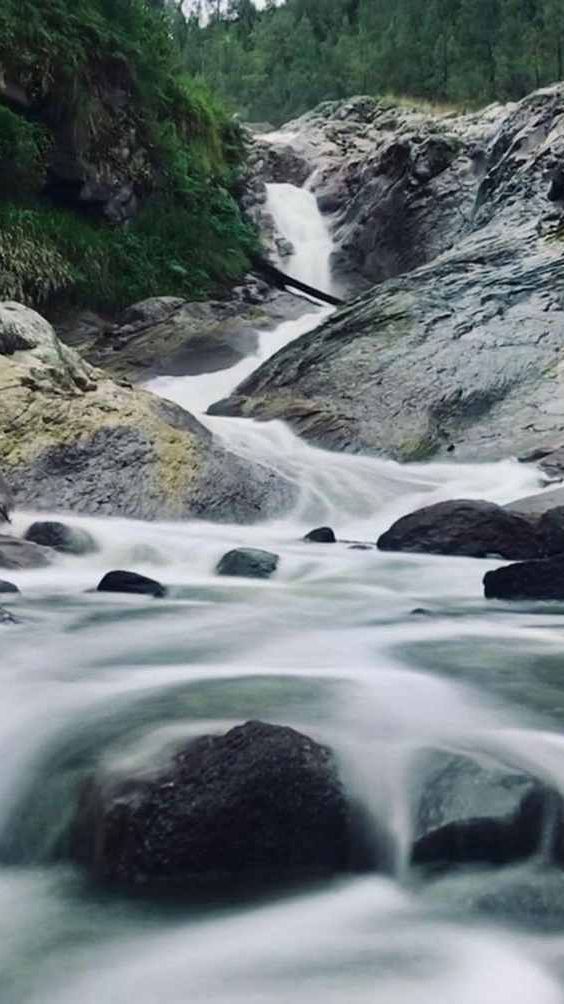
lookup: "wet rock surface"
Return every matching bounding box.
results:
[0,302,297,522]
[24,521,98,556]
[216,548,279,579]
[304,526,337,543]
[96,570,167,598]
[72,720,363,891]
[484,556,564,601]
[0,535,54,570]
[377,500,539,559]
[57,286,310,383]
[216,86,564,463]
[0,580,19,593]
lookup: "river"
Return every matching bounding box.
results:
[2,181,564,1003]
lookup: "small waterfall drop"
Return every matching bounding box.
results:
[266,182,334,293]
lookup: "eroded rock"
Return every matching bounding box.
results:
[24,521,98,556]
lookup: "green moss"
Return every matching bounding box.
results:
[0,107,50,199]
[397,435,439,461]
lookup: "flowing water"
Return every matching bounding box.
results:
[3,182,564,1003]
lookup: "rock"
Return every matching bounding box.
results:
[0,535,53,570]
[537,507,564,556]
[24,521,98,556]
[59,290,309,384]
[216,548,279,579]
[377,500,539,559]
[304,526,336,543]
[96,570,167,598]
[412,751,556,871]
[412,785,550,871]
[71,720,363,891]
[214,86,564,462]
[0,302,297,522]
[0,607,18,625]
[0,470,13,523]
[484,556,564,601]
[0,580,19,593]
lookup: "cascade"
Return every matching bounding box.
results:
[1,171,564,1004]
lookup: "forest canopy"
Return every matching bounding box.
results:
[181,0,564,124]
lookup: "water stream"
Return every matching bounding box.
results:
[3,181,564,1002]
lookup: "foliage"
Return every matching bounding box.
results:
[0,0,255,311]
[0,108,50,199]
[182,0,564,125]
[0,197,256,311]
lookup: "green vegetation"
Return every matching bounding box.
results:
[183,0,564,125]
[0,0,256,312]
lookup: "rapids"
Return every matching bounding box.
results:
[2,179,564,1003]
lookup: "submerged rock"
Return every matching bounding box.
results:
[0,607,18,625]
[72,720,364,891]
[412,753,555,871]
[24,521,98,556]
[96,570,167,598]
[304,526,336,543]
[484,556,564,601]
[216,548,279,579]
[0,535,53,570]
[377,500,538,559]
[0,302,297,522]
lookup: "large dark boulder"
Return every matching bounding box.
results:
[0,535,53,570]
[96,570,167,598]
[24,521,98,556]
[377,500,539,559]
[0,580,19,593]
[484,556,564,601]
[72,720,366,891]
[216,548,279,579]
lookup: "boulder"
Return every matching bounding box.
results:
[412,752,557,870]
[216,548,279,579]
[484,556,564,601]
[377,500,539,559]
[96,570,167,598]
[24,521,98,556]
[304,526,336,543]
[214,87,564,463]
[0,302,297,522]
[0,580,19,593]
[0,535,53,570]
[538,507,564,557]
[71,720,363,890]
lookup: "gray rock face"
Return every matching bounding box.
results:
[0,302,297,522]
[57,287,310,383]
[0,471,13,523]
[216,548,279,579]
[0,536,53,570]
[24,521,98,556]
[214,86,564,463]
[377,500,539,559]
[71,720,362,891]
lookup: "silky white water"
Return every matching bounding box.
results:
[3,182,564,1003]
